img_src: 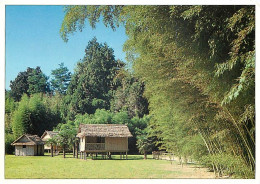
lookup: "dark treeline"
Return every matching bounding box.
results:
[5,38,151,155]
[59,5,255,178]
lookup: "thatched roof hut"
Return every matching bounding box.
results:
[77,124,132,138]
[41,130,61,151]
[77,124,132,155]
[41,131,59,139]
[12,134,44,156]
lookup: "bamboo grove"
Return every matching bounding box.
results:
[62,5,254,178]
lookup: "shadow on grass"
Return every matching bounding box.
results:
[43,153,153,160]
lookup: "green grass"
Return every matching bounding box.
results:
[5,154,214,179]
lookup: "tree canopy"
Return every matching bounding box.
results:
[64,37,123,119]
[50,63,71,94]
[10,66,50,101]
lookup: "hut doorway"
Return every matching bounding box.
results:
[22,145,26,156]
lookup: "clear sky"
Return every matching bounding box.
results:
[5,5,128,90]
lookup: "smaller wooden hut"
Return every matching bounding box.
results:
[41,130,62,152]
[11,134,44,156]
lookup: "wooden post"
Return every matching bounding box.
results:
[73,142,75,158]
[84,152,86,160]
[76,143,78,159]
[126,151,128,160]
[120,152,122,159]
[51,144,53,157]
[63,145,65,158]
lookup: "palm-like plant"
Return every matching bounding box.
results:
[46,137,57,157]
[136,129,154,160]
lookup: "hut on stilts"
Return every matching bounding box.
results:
[76,124,132,160]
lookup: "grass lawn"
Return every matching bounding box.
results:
[5,154,215,179]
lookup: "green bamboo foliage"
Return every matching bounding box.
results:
[60,5,255,178]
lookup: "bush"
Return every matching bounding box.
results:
[200,153,254,178]
[5,134,16,154]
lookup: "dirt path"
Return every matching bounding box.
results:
[160,161,216,178]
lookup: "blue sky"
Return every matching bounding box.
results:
[5,5,128,90]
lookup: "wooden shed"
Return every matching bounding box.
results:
[41,130,62,152]
[11,134,44,156]
[77,124,132,158]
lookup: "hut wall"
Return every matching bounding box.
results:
[15,145,35,156]
[15,145,22,156]
[42,134,51,149]
[79,136,86,151]
[105,137,128,151]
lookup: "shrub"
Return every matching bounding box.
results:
[5,134,16,154]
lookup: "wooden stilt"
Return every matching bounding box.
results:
[120,152,122,159]
[76,143,78,159]
[126,152,128,160]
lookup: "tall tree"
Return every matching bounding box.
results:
[10,66,50,101]
[111,69,149,118]
[5,90,16,134]
[50,63,71,94]
[27,67,50,94]
[64,38,122,119]
[55,122,77,158]
[12,93,62,137]
[12,94,31,137]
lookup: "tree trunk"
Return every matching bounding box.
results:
[51,144,53,157]
[144,151,147,160]
[76,142,78,159]
[73,143,75,158]
[63,145,65,158]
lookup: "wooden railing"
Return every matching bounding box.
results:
[85,143,105,151]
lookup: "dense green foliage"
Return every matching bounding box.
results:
[50,63,71,94]
[111,69,149,118]
[66,109,150,153]
[60,5,255,178]
[63,38,123,119]
[11,93,62,137]
[10,67,50,101]
[5,38,148,155]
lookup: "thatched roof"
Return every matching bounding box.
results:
[11,134,44,146]
[41,130,59,139]
[77,124,133,138]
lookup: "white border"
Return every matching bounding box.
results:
[0,1,259,184]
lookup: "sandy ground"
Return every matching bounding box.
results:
[155,155,216,179]
[161,162,216,178]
